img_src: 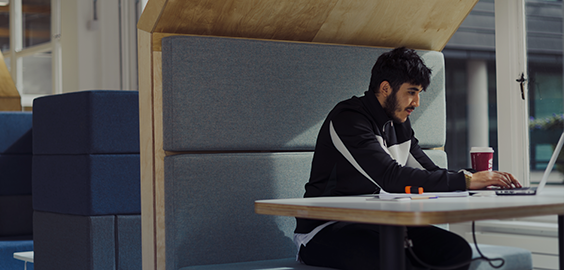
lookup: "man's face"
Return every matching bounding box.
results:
[383,83,423,123]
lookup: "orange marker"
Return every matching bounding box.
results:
[405,186,424,194]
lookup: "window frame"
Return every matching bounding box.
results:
[2,0,58,108]
[495,0,531,185]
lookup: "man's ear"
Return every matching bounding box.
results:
[379,81,391,97]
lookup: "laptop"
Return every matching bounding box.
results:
[495,130,564,196]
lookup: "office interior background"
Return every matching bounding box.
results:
[1,0,563,269]
[3,0,564,181]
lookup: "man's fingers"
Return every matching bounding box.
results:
[500,172,521,188]
[496,172,521,188]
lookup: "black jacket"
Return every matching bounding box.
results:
[295,91,466,233]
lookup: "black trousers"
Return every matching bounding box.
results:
[299,222,472,270]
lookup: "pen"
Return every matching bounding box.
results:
[410,196,438,200]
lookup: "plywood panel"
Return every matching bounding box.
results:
[0,98,22,111]
[138,0,479,51]
[138,29,158,270]
[137,0,167,33]
[153,0,338,42]
[152,51,166,270]
[0,53,21,111]
[312,0,477,50]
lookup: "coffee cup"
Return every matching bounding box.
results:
[470,147,494,171]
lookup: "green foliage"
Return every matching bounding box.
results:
[529,114,564,130]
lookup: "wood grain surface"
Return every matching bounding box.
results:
[0,53,21,111]
[255,194,564,226]
[138,0,479,51]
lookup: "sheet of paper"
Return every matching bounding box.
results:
[377,190,470,200]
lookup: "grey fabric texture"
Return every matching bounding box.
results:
[423,149,448,169]
[33,211,115,270]
[162,36,446,151]
[0,195,32,236]
[117,215,142,270]
[165,152,313,270]
[178,244,533,270]
[179,258,332,270]
[470,244,532,270]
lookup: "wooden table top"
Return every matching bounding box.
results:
[255,187,564,226]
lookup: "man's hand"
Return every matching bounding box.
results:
[468,171,522,190]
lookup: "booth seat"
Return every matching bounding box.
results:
[469,244,532,270]
[0,111,34,270]
[159,35,531,270]
[31,90,141,270]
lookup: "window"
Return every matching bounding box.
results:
[526,0,564,185]
[444,0,563,186]
[1,0,52,109]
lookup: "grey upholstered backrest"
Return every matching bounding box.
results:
[161,36,446,269]
[162,36,446,151]
[165,153,312,269]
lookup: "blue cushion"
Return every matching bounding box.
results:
[161,36,445,152]
[0,154,32,195]
[33,211,114,270]
[32,90,140,155]
[165,152,313,269]
[116,215,141,270]
[180,258,333,270]
[0,112,32,154]
[180,244,533,270]
[470,244,532,270]
[0,195,32,236]
[0,240,33,270]
[32,154,141,215]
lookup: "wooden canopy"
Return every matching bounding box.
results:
[139,0,479,51]
[137,1,479,269]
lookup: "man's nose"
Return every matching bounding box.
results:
[412,94,420,107]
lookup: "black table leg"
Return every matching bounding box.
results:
[559,215,563,270]
[380,224,406,270]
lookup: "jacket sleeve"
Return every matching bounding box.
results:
[331,110,466,193]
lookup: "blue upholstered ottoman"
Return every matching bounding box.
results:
[0,112,32,196]
[0,240,33,270]
[0,196,33,236]
[32,154,141,215]
[0,112,33,238]
[0,112,32,154]
[32,90,139,155]
[31,90,141,216]
[0,155,32,195]
[33,211,141,270]
[33,211,114,270]
[117,215,142,270]
[31,90,142,270]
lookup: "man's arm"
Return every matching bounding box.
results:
[331,111,466,193]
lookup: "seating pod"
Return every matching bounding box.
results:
[161,36,456,270]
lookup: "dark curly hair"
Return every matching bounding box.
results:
[368,47,432,94]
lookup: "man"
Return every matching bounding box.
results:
[294,47,521,270]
